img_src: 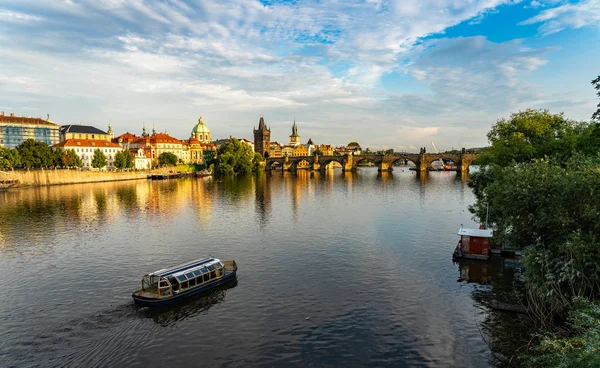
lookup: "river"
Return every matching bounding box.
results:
[0,167,527,367]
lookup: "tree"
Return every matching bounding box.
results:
[312,148,323,156]
[63,149,82,168]
[592,75,600,121]
[124,149,135,169]
[114,151,126,169]
[91,149,107,169]
[16,139,54,168]
[158,152,178,166]
[0,148,21,169]
[213,138,262,175]
[53,147,65,167]
[477,109,581,167]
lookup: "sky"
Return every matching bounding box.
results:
[0,0,599,151]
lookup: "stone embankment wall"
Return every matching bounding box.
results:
[5,169,156,187]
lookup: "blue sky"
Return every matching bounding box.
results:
[0,0,598,150]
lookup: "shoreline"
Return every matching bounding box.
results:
[1,169,180,188]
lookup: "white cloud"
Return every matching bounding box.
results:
[0,0,596,151]
[521,0,600,35]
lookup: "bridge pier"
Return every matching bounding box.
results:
[342,154,355,172]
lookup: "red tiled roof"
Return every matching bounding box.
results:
[0,115,59,127]
[53,139,122,148]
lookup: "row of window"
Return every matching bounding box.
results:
[74,148,118,153]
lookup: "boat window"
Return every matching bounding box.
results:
[193,270,201,277]
[207,265,215,271]
[210,270,216,279]
[189,278,197,287]
[196,276,203,284]
[168,276,179,291]
[185,272,194,280]
[159,280,169,287]
[181,281,189,289]
[203,273,209,282]
[176,275,187,283]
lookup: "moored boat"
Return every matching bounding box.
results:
[453,225,492,261]
[132,257,237,307]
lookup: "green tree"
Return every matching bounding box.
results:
[312,148,323,156]
[477,109,581,167]
[53,147,65,167]
[114,151,126,169]
[62,149,82,168]
[158,152,178,166]
[16,139,54,168]
[592,75,600,121]
[213,138,262,175]
[123,149,135,168]
[0,147,21,169]
[91,149,107,169]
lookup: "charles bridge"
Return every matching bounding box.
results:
[265,148,478,172]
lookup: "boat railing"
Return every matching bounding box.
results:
[223,260,237,273]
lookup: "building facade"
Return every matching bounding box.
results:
[0,112,60,148]
[60,124,111,142]
[253,116,270,157]
[53,139,122,169]
[188,117,216,164]
[289,119,301,146]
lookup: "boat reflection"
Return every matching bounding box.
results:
[140,279,238,327]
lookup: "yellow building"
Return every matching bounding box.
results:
[188,117,216,164]
[0,112,60,148]
[318,144,334,156]
[282,145,294,157]
[268,142,283,158]
[60,124,112,142]
[293,144,308,156]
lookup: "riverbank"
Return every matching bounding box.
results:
[2,169,156,187]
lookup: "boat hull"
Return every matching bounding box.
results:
[132,270,237,307]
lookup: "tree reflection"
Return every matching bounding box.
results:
[456,258,533,365]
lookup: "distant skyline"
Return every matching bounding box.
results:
[0,0,598,151]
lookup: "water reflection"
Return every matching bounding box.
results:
[456,257,531,365]
[142,279,238,327]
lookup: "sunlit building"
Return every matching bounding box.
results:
[0,112,60,148]
[60,124,112,142]
[53,139,122,169]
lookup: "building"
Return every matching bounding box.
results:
[132,148,152,170]
[347,141,362,155]
[60,124,111,142]
[128,128,187,164]
[289,119,301,146]
[253,116,270,157]
[282,145,294,157]
[318,144,333,156]
[292,144,308,156]
[188,117,216,164]
[306,138,315,156]
[268,142,283,158]
[0,112,60,148]
[53,139,122,169]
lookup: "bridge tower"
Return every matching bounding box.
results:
[253,115,270,158]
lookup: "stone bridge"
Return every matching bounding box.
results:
[265,149,478,172]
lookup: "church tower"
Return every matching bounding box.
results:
[253,115,271,157]
[289,119,300,146]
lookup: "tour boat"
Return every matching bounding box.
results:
[452,225,492,261]
[132,257,237,307]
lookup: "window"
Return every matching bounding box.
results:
[203,273,209,282]
[92,135,95,139]
[189,278,196,287]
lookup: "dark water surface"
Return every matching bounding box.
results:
[0,168,522,367]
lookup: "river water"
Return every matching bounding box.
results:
[0,167,526,367]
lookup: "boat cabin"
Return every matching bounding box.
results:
[453,226,493,261]
[138,257,226,298]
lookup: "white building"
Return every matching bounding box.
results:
[53,138,123,169]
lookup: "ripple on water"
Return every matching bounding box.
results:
[1,170,508,367]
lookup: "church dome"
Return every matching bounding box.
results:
[191,117,210,135]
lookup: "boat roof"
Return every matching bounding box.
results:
[149,257,221,278]
[458,227,493,238]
